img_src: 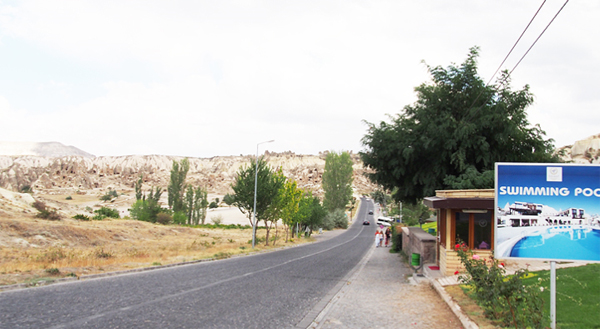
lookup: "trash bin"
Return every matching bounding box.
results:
[428,228,435,235]
[411,253,421,267]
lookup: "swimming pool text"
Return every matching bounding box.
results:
[499,186,600,197]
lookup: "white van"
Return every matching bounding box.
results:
[376,217,394,227]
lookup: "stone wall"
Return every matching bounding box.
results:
[401,226,437,266]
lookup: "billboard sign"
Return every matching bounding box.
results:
[495,163,600,262]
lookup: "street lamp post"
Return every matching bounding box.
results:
[252,140,274,248]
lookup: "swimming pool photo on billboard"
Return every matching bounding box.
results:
[494,163,600,262]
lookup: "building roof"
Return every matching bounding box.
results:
[423,189,494,210]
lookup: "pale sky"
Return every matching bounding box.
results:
[1,1,598,157]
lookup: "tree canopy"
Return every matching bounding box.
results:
[231,157,285,245]
[168,158,190,213]
[361,47,558,204]
[130,175,164,223]
[322,151,354,212]
[278,181,326,239]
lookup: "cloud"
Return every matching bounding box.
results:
[0,0,598,156]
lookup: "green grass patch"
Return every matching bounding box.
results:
[420,221,437,235]
[457,264,600,328]
[188,223,252,230]
[520,263,600,328]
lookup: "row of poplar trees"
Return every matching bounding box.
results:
[130,159,209,225]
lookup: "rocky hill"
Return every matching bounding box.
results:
[1,133,596,218]
[0,141,94,158]
[555,134,600,164]
[0,151,376,217]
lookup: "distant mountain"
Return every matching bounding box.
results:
[0,142,94,158]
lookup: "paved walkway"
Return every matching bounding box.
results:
[309,245,462,329]
[305,211,591,328]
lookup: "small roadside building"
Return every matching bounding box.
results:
[424,189,495,276]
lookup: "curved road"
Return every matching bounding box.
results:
[0,199,377,329]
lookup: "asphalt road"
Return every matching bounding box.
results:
[0,199,377,329]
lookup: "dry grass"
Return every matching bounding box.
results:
[444,285,504,328]
[0,214,310,286]
[40,193,101,204]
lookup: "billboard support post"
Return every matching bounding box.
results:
[550,261,556,329]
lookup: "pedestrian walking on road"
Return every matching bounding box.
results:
[385,228,391,247]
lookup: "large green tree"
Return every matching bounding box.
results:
[168,158,190,213]
[193,186,209,225]
[231,157,284,246]
[303,194,327,236]
[361,47,558,204]
[322,151,354,212]
[279,179,304,239]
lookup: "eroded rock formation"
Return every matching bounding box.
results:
[0,153,376,199]
[555,134,600,164]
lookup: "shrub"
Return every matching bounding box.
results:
[37,247,67,263]
[211,215,223,225]
[172,211,187,225]
[156,213,172,225]
[93,207,120,220]
[321,215,334,230]
[94,248,112,259]
[333,212,348,229]
[322,209,348,230]
[33,201,61,221]
[73,214,90,221]
[65,195,73,200]
[208,201,218,209]
[45,268,60,275]
[455,242,546,328]
[249,236,265,244]
[100,190,119,201]
[223,193,235,206]
[213,252,231,260]
[129,199,164,223]
[20,185,32,193]
[391,225,402,252]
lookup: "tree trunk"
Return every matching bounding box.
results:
[264,219,270,246]
[285,225,289,242]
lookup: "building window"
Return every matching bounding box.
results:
[452,210,493,250]
[474,212,492,249]
[455,212,470,247]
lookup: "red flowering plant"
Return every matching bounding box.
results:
[454,240,546,329]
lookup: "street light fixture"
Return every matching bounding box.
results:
[252,139,274,248]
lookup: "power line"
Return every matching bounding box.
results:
[467,0,569,113]
[508,0,569,76]
[485,0,547,87]
[468,1,548,110]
